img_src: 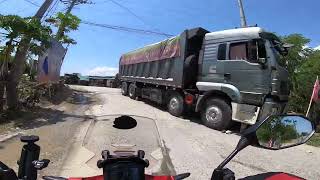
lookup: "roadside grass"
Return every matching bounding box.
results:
[307,133,320,147]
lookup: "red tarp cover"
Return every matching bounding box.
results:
[120,36,180,65]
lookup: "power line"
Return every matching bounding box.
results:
[24,0,41,7]
[49,0,60,16]
[81,20,173,37]
[43,0,59,19]
[107,0,164,34]
[108,0,148,27]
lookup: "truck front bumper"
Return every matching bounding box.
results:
[231,98,287,125]
[257,98,287,122]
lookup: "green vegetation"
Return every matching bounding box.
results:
[0,12,80,111]
[280,35,320,130]
[307,133,320,147]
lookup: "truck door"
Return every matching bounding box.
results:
[199,43,226,83]
[220,39,271,104]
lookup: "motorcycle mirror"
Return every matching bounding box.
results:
[255,115,315,150]
[213,114,315,175]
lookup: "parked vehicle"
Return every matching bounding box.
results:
[0,114,314,180]
[119,27,290,130]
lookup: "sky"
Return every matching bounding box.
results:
[1,0,320,76]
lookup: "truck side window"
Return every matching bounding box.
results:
[229,42,248,60]
[217,43,226,60]
[229,41,259,63]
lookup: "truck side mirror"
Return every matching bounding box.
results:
[258,58,267,64]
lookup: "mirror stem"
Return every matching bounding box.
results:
[217,148,240,170]
[217,136,252,169]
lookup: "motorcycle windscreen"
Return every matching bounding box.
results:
[78,115,173,177]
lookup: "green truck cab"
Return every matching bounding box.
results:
[119,27,289,131]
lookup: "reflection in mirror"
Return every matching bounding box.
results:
[256,115,314,150]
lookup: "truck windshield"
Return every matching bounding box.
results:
[260,32,287,67]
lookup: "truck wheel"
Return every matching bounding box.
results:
[201,98,232,131]
[128,84,137,99]
[167,92,184,117]
[121,82,128,96]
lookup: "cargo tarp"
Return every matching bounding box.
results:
[120,36,180,65]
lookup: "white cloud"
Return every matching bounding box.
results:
[314,45,320,50]
[87,66,118,76]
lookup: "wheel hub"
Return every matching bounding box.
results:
[169,98,179,110]
[206,106,222,122]
[129,87,134,96]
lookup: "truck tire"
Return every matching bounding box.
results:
[128,84,137,99]
[167,92,184,117]
[200,98,232,131]
[121,82,128,96]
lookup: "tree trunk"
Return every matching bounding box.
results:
[5,0,53,110]
[0,83,5,111]
[6,38,30,110]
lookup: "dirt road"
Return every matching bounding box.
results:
[1,85,320,179]
[0,89,95,177]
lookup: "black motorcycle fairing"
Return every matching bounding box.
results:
[0,161,18,180]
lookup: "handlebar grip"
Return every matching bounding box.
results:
[42,176,68,180]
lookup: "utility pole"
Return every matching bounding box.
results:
[7,0,54,109]
[56,0,90,39]
[237,0,247,27]
[35,0,55,19]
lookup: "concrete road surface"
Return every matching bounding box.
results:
[67,85,320,180]
[1,85,320,180]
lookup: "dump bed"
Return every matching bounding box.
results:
[119,27,208,88]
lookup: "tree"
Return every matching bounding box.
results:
[289,50,320,117]
[281,34,311,80]
[0,12,80,110]
[280,34,320,127]
[46,12,81,44]
[0,15,52,109]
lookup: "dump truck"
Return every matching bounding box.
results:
[119,27,290,130]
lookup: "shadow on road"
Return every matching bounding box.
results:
[0,91,95,133]
[140,98,242,133]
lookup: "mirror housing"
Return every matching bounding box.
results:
[257,58,267,67]
[213,114,315,177]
